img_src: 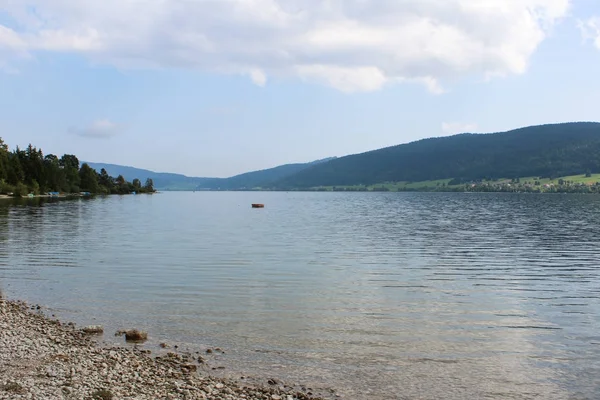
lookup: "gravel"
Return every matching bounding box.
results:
[0,298,327,400]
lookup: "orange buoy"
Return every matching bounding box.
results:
[251,203,264,208]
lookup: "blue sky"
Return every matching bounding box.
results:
[1,0,599,177]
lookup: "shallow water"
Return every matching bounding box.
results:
[1,192,600,399]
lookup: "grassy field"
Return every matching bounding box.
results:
[498,174,600,185]
[310,173,600,192]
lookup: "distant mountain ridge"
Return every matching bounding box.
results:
[87,122,600,191]
[272,122,600,188]
[85,157,336,191]
[207,157,336,190]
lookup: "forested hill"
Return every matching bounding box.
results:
[274,122,600,188]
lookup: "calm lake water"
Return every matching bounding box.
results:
[1,192,600,399]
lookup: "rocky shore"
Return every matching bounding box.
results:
[0,298,328,400]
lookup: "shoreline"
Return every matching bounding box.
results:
[0,296,329,400]
[0,192,157,201]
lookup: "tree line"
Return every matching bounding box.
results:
[0,138,154,197]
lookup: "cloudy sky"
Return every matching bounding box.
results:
[1,0,599,177]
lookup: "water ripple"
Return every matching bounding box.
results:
[1,192,600,399]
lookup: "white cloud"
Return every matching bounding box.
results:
[68,119,122,138]
[295,65,387,93]
[0,0,571,92]
[442,122,479,135]
[579,17,600,49]
[249,69,267,86]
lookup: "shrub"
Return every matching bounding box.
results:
[13,182,29,197]
[30,180,40,195]
[0,181,15,195]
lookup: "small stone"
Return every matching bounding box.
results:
[81,325,104,334]
[124,330,148,342]
[182,364,197,373]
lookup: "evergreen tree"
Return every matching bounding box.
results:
[144,178,154,192]
[0,138,8,182]
[7,153,24,186]
[98,168,115,193]
[60,154,80,192]
[79,163,99,193]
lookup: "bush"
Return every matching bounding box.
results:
[30,180,40,195]
[13,183,29,197]
[0,180,15,195]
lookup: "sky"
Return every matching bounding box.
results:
[0,0,599,178]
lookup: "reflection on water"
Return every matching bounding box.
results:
[1,192,600,399]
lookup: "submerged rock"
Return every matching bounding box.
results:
[181,364,197,373]
[123,329,148,342]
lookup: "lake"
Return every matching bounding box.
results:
[1,192,599,399]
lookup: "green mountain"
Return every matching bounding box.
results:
[85,157,336,191]
[273,122,600,188]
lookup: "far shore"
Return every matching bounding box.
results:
[0,193,79,199]
[0,194,70,200]
[0,295,330,400]
[0,192,157,201]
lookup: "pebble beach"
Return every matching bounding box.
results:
[0,297,330,400]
